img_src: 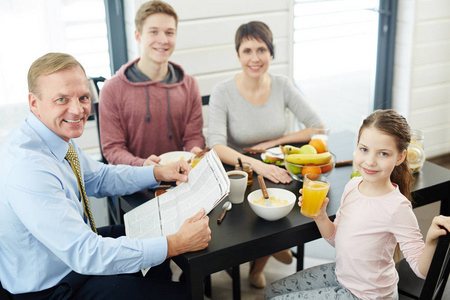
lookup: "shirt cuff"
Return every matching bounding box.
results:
[133,166,159,189]
[141,236,168,268]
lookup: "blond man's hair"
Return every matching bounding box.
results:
[28,52,85,97]
[135,0,178,33]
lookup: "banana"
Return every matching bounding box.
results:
[280,145,301,155]
[285,152,332,165]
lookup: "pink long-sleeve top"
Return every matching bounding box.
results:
[99,59,205,166]
[326,177,425,300]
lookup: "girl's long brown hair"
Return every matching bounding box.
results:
[358,109,414,201]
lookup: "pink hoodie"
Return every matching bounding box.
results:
[99,59,205,166]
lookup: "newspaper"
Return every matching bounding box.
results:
[124,148,230,241]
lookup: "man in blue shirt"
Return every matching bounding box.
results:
[0,52,211,299]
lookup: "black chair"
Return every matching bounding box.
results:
[398,232,450,299]
[92,101,122,225]
[88,76,106,163]
[0,281,12,300]
[93,101,107,164]
[201,95,210,139]
[88,76,122,225]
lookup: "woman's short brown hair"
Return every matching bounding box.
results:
[235,21,274,58]
[135,0,178,32]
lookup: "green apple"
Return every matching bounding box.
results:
[299,144,317,155]
[286,163,302,174]
[351,170,361,178]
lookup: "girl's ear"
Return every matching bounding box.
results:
[396,149,407,166]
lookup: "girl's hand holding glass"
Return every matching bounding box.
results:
[298,188,329,219]
[299,174,331,218]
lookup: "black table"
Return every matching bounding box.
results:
[118,131,450,300]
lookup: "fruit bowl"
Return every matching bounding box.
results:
[247,188,296,221]
[284,152,336,182]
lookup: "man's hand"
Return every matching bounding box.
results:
[143,155,161,166]
[166,208,211,258]
[153,159,192,185]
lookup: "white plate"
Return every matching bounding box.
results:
[159,151,194,165]
[260,147,284,165]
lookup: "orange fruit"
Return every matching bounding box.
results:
[320,156,333,174]
[309,139,327,153]
[321,164,333,174]
[302,165,322,179]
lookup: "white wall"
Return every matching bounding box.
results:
[77,0,450,159]
[124,0,295,96]
[393,0,450,158]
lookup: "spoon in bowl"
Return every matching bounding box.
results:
[257,174,271,207]
[217,201,232,224]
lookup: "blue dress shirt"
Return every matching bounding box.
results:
[0,113,167,294]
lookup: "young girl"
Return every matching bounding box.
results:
[265,109,450,300]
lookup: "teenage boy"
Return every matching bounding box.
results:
[99,0,205,166]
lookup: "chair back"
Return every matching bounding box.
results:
[0,281,12,300]
[419,232,450,300]
[201,95,210,138]
[88,76,107,164]
[88,76,124,224]
[93,101,107,164]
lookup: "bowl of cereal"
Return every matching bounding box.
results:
[247,188,296,221]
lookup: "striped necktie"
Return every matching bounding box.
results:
[65,143,97,233]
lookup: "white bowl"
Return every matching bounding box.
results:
[247,188,296,221]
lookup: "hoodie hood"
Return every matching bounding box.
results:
[125,60,183,84]
[116,58,185,87]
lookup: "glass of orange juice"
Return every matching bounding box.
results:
[191,157,202,168]
[301,173,330,218]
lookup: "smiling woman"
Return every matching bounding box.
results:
[207,20,325,289]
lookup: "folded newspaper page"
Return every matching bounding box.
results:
[124,149,230,240]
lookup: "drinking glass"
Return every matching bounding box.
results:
[310,127,330,142]
[301,173,331,218]
[235,162,253,186]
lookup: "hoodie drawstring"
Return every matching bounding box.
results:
[145,86,150,123]
[145,86,172,140]
[167,88,172,140]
